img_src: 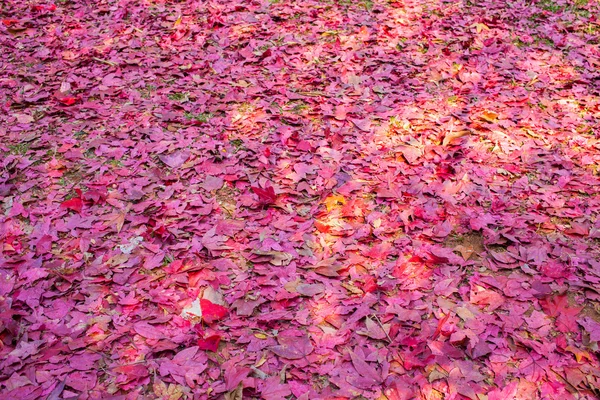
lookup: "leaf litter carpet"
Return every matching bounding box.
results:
[1,0,600,399]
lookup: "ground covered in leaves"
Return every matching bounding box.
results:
[1,0,600,398]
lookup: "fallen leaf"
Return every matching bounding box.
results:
[251,185,277,205]
[270,333,314,360]
[134,322,164,340]
[197,335,221,352]
[200,299,228,324]
[159,150,191,168]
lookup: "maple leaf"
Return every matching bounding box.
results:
[197,335,221,352]
[270,333,314,359]
[334,105,347,120]
[295,283,325,296]
[134,322,164,340]
[579,317,600,342]
[159,150,190,168]
[60,190,83,213]
[363,242,392,260]
[442,129,470,146]
[347,348,382,389]
[314,220,330,233]
[200,299,228,324]
[55,92,78,106]
[361,276,378,293]
[32,4,57,13]
[480,110,499,123]
[2,19,19,27]
[540,295,582,333]
[60,197,83,213]
[432,313,452,340]
[324,195,346,212]
[159,347,207,388]
[259,376,292,400]
[251,185,277,205]
[357,317,388,340]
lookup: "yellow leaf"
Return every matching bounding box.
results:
[166,384,184,400]
[324,195,346,212]
[255,351,268,367]
[471,23,489,33]
[232,80,252,88]
[442,129,470,146]
[341,282,364,295]
[153,379,168,397]
[565,345,593,363]
[173,15,182,28]
[480,110,498,123]
[254,332,268,339]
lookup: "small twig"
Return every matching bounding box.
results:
[294,90,332,98]
[372,314,393,344]
[92,57,118,67]
[550,367,579,394]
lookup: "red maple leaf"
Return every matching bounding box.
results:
[60,189,83,213]
[57,96,78,106]
[361,275,378,293]
[2,19,19,27]
[32,4,57,12]
[540,295,582,333]
[314,220,330,233]
[251,185,277,205]
[198,334,221,352]
[200,299,228,324]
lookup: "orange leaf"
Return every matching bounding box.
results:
[324,195,346,212]
[480,110,498,123]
